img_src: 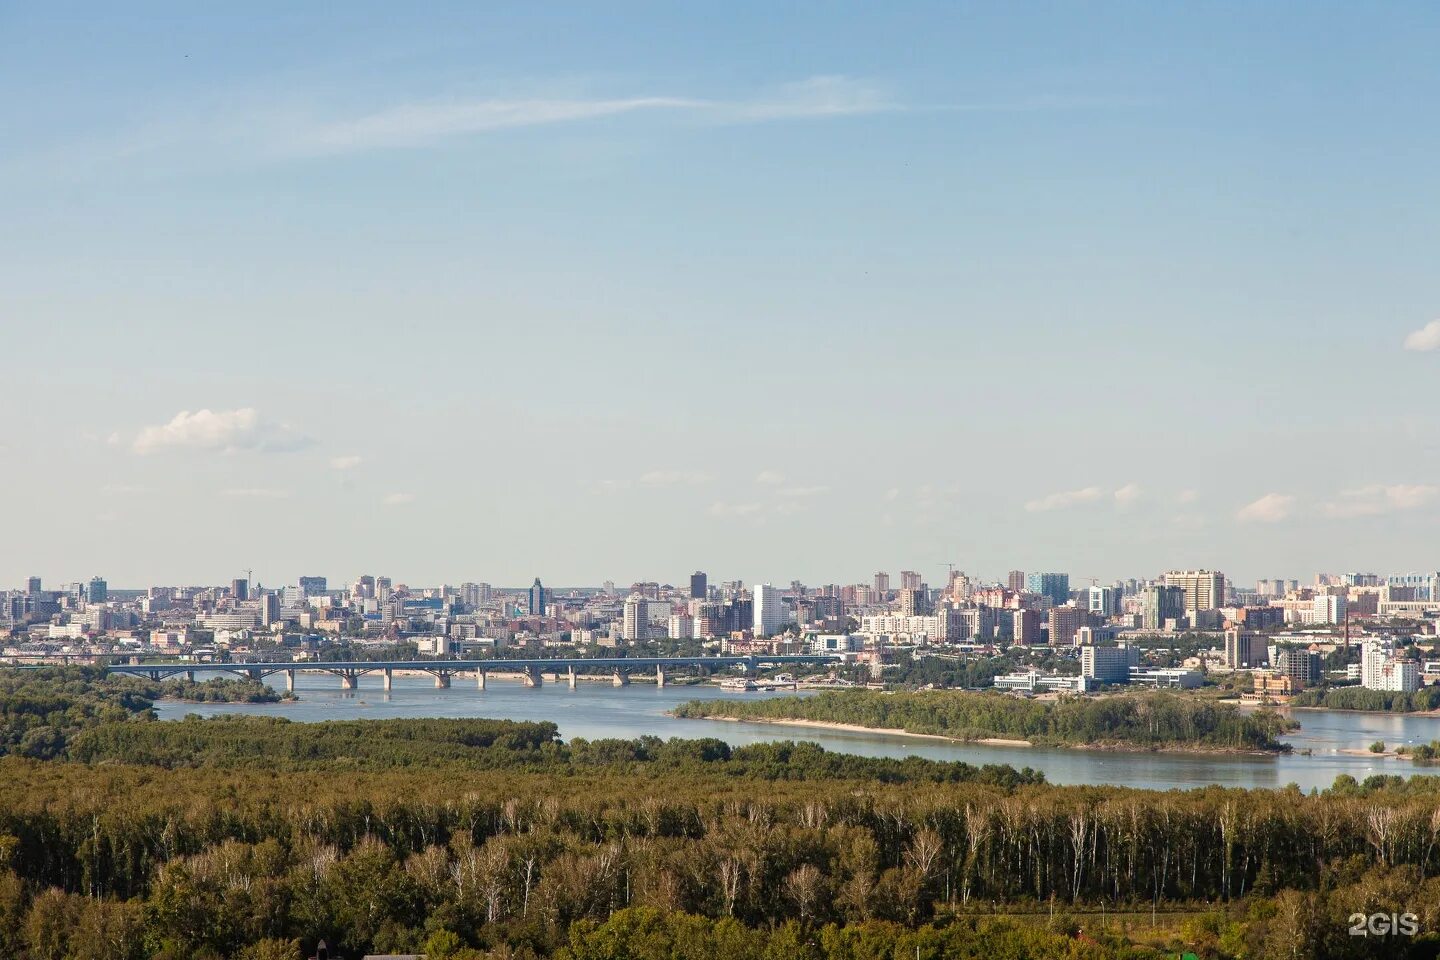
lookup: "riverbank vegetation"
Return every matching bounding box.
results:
[1290,685,1440,712]
[0,667,278,760]
[675,689,1297,753]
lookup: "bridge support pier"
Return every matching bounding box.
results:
[477,670,487,690]
[340,670,358,691]
[435,672,451,689]
[523,667,543,688]
[185,670,195,683]
[655,665,666,688]
[567,666,577,689]
[383,668,393,693]
[612,669,629,687]
[285,669,295,694]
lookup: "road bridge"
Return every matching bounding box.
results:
[102,655,843,693]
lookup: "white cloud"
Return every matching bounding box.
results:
[1177,489,1199,504]
[1403,319,1440,352]
[639,470,709,487]
[221,487,291,499]
[1024,486,1102,513]
[883,488,900,502]
[1237,493,1296,523]
[330,454,363,471]
[132,408,311,454]
[383,492,416,505]
[708,501,763,517]
[755,470,786,485]
[1322,484,1439,519]
[1113,483,1142,505]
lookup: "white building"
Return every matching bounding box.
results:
[753,584,785,637]
[1361,639,1422,693]
[1080,643,1139,683]
[667,613,694,640]
[621,594,649,641]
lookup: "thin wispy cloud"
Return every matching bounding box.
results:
[708,501,763,517]
[1237,493,1296,523]
[639,470,709,487]
[1322,484,1438,519]
[383,492,416,506]
[330,454,363,471]
[755,470,786,485]
[779,485,830,498]
[1113,483,1142,506]
[220,487,291,499]
[287,75,891,156]
[1403,319,1440,352]
[1025,486,1102,513]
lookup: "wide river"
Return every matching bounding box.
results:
[155,673,1440,793]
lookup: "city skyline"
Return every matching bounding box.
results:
[4,3,1440,586]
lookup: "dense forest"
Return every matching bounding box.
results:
[0,667,277,759]
[1291,685,1440,713]
[675,690,1298,753]
[2,668,1439,959]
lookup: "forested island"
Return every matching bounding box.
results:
[675,689,1298,753]
[1290,685,1440,713]
[0,667,280,759]
[2,667,1438,960]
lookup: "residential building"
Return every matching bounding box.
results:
[1026,572,1070,607]
[1047,605,1086,646]
[1272,648,1321,688]
[1141,585,1186,630]
[1080,643,1139,683]
[689,571,707,600]
[1162,570,1226,614]
[753,583,784,637]
[1223,628,1266,669]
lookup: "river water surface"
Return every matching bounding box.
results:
[154,673,1440,792]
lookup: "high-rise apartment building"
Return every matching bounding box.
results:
[1141,585,1186,630]
[1026,572,1070,607]
[1012,609,1041,645]
[622,594,648,641]
[873,572,890,596]
[1223,628,1266,669]
[1272,648,1320,688]
[690,571,708,600]
[753,583,784,637]
[1007,570,1026,593]
[298,576,328,597]
[1087,585,1118,618]
[899,570,923,591]
[87,576,108,604]
[231,578,249,602]
[260,591,281,627]
[1047,605,1086,646]
[897,588,922,617]
[528,578,546,616]
[1162,570,1226,613]
[1081,643,1139,683]
[25,577,41,594]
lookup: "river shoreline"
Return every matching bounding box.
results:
[678,714,1283,756]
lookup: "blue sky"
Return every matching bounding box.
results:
[2,2,1439,589]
